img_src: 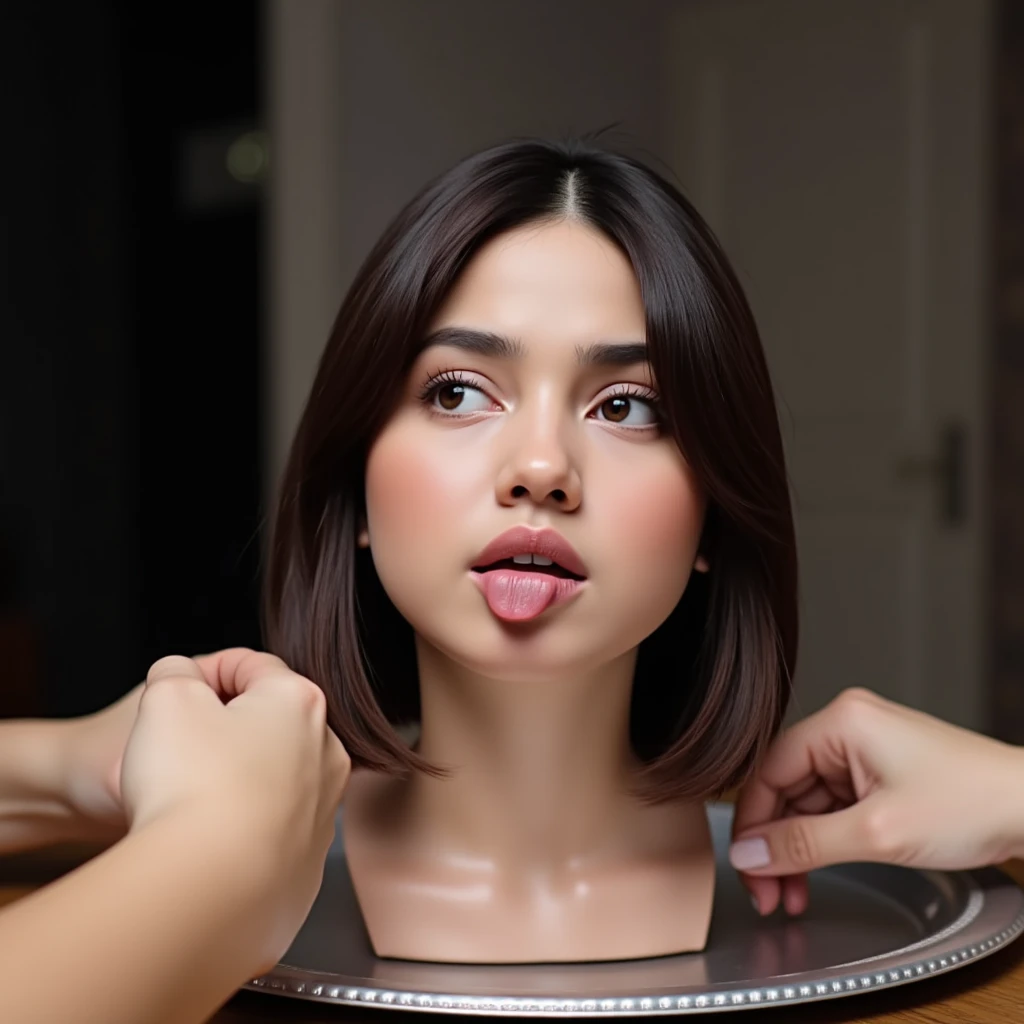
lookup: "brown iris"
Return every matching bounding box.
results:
[600,396,631,423]
[438,384,466,410]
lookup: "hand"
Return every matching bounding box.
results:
[118,649,350,968]
[730,688,1024,917]
[59,652,222,839]
[60,683,145,839]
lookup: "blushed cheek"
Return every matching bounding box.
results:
[365,423,473,546]
[610,463,705,593]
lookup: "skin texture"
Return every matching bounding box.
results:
[346,218,716,963]
[0,649,350,1024]
[731,687,1024,918]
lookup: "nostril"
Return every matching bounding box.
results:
[551,489,566,502]
[511,485,528,498]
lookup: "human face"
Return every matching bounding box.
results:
[363,219,707,682]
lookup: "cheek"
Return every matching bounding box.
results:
[602,452,705,590]
[364,419,476,550]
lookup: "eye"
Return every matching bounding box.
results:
[433,382,492,413]
[592,387,660,428]
[419,371,496,415]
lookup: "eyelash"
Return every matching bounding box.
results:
[417,369,663,430]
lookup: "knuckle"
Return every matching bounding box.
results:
[302,681,329,715]
[831,687,879,729]
[219,646,256,658]
[146,654,195,682]
[328,734,352,774]
[278,675,329,722]
[835,687,876,709]
[249,648,289,670]
[859,805,903,860]
[783,820,818,871]
[140,676,192,711]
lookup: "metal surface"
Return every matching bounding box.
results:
[246,803,1024,1015]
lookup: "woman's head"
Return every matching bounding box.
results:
[263,138,798,802]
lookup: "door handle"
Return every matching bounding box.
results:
[894,422,967,527]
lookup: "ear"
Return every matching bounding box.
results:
[357,527,370,549]
[694,554,710,573]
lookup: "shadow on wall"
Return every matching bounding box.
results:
[991,0,1024,743]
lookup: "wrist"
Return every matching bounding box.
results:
[0,719,93,853]
[128,797,288,872]
[1001,743,1024,863]
[56,716,128,840]
[128,804,285,943]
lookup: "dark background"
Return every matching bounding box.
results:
[0,3,263,716]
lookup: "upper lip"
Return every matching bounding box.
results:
[472,525,589,578]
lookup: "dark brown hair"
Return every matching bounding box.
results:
[262,137,798,802]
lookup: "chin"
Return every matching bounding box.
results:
[436,625,626,685]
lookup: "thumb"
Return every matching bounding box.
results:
[730,803,878,876]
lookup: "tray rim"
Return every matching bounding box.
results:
[244,806,1024,1016]
[247,908,1024,1016]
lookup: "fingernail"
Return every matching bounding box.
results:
[730,837,771,870]
[751,894,761,915]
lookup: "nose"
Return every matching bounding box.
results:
[494,416,583,512]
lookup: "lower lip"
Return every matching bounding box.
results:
[470,569,586,623]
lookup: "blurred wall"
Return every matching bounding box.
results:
[267,0,1020,732]
[266,0,676,499]
[992,0,1024,742]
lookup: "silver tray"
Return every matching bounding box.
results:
[246,803,1024,1015]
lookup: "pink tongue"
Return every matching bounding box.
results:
[478,569,559,622]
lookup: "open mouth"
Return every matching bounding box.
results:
[472,557,586,582]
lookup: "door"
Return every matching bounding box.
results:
[669,0,991,728]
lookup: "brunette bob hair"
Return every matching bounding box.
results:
[263,137,798,803]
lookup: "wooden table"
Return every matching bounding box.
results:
[2,852,1022,1023]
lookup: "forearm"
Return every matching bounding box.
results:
[999,743,1024,863]
[0,811,277,1024]
[0,719,101,854]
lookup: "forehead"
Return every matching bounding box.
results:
[429,220,646,348]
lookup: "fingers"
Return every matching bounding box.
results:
[732,703,854,841]
[147,655,204,684]
[747,875,782,916]
[731,803,877,876]
[148,650,329,726]
[781,874,809,916]
[146,650,296,712]
[146,655,217,693]
[732,689,882,850]
[141,657,224,727]
[182,648,298,702]
[730,691,890,909]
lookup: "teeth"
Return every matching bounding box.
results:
[511,553,554,566]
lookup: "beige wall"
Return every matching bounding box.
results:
[265,0,677,501]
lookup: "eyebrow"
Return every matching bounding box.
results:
[421,327,648,367]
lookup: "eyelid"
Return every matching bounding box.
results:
[418,367,496,398]
[417,368,504,417]
[417,368,662,423]
[596,381,660,400]
[588,383,663,430]
[589,382,661,412]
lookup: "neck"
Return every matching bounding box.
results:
[407,637,642,867]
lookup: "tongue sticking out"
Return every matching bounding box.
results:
[477,569,560,622]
